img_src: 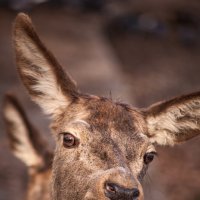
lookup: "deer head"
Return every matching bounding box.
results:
[13,13,200,200]
[3,94,53,200]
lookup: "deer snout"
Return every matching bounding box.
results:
[105,182,140,200]
[85,167,143,200]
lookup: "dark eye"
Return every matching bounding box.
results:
[144,152,156,165]
[62,133,79,148]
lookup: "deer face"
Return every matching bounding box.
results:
[51,98,154,200]
[13,13,200,200]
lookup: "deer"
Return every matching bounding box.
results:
[3,94,53,200]
[12,13,200,200]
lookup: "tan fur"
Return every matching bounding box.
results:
[4,99,43,167]
[145,93,200,145]
[3,94,53,200]
[13,13,200,200]
[27,170,51,200]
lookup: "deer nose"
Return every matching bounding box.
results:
[105,182,140,200]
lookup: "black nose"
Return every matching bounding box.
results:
[105,182,140,200]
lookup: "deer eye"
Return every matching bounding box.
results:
[144,152,156,165]
[62,133,79,148]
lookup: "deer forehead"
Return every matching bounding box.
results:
[52,97,151,157]
[53,97,145,134]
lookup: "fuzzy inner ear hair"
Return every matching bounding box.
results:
[145,91,200,146]
[3,94,53,169]
[13,13,79,117]
[3,94,44,168]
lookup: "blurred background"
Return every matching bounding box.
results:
[0,0,200,199]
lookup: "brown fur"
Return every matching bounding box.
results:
[3,94,53,200]
[13,13,200,200]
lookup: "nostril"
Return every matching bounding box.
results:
[105,182,140,200]
[105,183,117,194]
[132,188,140,198]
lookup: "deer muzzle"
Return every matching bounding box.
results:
[84,167,144,200]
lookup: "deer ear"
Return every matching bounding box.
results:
[145,91,200,146]
[13,13,78,117]
[3,94,53,169]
